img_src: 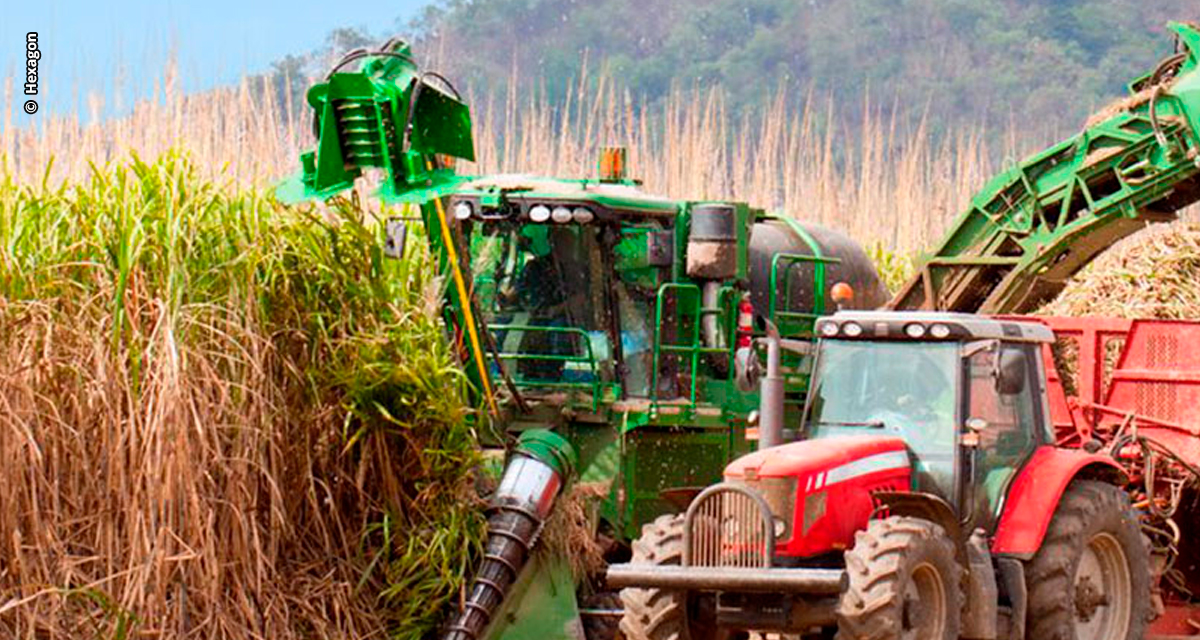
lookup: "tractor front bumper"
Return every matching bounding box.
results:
[605,564,845,594]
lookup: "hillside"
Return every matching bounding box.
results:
[405,0,1195,136]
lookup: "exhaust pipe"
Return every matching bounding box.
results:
[443,429,577,640]
[758,319,784,450]
[700,282,725,350]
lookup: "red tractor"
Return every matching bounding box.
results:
[607,311,1156,640]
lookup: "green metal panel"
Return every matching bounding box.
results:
[486,555,584,640]
[620,426,736,539]
[410,82,475,162]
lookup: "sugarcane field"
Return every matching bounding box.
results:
[5,3,1200,639]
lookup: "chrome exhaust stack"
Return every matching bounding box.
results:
[758,319,785,450]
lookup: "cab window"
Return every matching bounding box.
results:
[805,340,960,499]
[964,342,1040,527]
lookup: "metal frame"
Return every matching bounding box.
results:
[651,283,702,408]
[683,482,776,568]
[488,323,607,410]
[767,252,841,337]
[649,283,738,411]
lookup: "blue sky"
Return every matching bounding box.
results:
[3,0,433,126]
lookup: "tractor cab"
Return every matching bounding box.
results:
[803,311,1056,532]
[710,311,1058,563]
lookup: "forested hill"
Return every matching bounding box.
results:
[276,0,1198,136]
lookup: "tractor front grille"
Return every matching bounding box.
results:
[683,483,774,568]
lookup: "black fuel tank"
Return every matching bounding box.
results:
[747,219,888,320]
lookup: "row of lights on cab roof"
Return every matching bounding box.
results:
[820,283,949,339]
[450,147,625,224]
[452,201,596,224]
[817,318,953,340]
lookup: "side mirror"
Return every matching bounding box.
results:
[996,349,1027,395]
[734,346,761,393]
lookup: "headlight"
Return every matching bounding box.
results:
[572,207,594,224]
[741,476,797,540]
[529,205,551,222]
[818,321,839,337]
[904,323,926,338]
[551,206,573,223]
[453,201,473,220]
[842,322,863,337]
[930,323,951,339]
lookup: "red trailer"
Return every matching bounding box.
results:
[1030,316,1200,639]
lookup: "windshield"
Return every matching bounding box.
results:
[469,224,612,390]
[805,340,959,496]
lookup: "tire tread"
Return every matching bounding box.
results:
[835,516,963,640]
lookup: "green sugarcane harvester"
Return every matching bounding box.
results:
[280,20,1200,640]
[278,38,887,640]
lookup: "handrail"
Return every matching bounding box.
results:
[652,283,704,411]
[767,252,841,337]
[487,323,605,410]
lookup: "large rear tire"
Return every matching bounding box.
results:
[1025,480,1151,640]
[836,516,963,640]
[617,514,728,640]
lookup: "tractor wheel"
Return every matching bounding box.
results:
[1025,480,1150,640]
[836,516,963,640]
[618,514,730,640]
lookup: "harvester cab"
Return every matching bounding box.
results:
[449,174,755,409]
[609,311,1148,640]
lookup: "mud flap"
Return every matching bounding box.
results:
[996,557,1026,640]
